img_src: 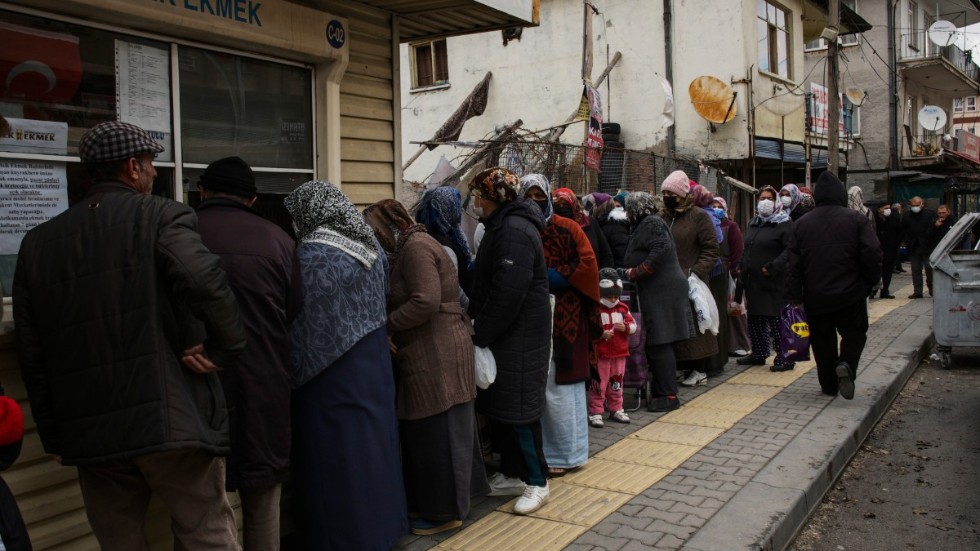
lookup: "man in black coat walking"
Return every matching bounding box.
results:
[787,172,881,400]
[196,157,303,550]
[874,203,902,298]
[901,196,937,298]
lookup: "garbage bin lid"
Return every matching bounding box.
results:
[929,212,980,276]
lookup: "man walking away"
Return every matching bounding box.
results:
[901,196,936,298]
[14,121,246,550]
[196,157,303,550]
[787,171,881,400]
[874,202,901,299]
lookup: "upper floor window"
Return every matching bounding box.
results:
[410,39,448,89]
[967,96,977,112]
[757,0,792,79]
[954,98,965,112]
[908,1,920,50]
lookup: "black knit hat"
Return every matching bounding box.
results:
[199,156,257,198]
[599,267,623,298]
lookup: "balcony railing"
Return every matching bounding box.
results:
[900,31,980,83]
[905,133,945,158]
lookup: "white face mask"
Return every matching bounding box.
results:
[472,197,484,218]
[757,199,775,216]
[882,208,892,217]
[780,196,793,208]
[910,206,922,213]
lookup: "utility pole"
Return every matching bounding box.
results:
[827,1,840,175]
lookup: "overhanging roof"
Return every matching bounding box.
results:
[801,1,872,43]
[349,0,539,42]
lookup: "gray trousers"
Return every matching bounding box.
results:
[909,250,933,294]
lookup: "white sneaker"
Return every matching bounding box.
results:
[513,483,549,515]
[611,410,630,424]
[681,371,707,386]
[588,414,604,428]
[487,472,526,496]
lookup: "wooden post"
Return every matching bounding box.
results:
[827,1,840,175]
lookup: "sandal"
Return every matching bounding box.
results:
[547,467,568,477]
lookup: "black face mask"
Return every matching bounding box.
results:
[553,204,574,218]
[534,199,550,215]
[663,196,679,210]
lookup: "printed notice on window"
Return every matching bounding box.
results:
[0,161,68,254]
[115,40,172,161]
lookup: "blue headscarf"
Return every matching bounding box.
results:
[416,186,473,271]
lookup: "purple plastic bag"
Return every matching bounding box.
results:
[780,304,811,364]
[624,312,647,389]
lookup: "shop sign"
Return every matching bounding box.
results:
[151,0,264,28]
[326,20,345,49]
[0,118,68,156]
[808,82,845,138]
[955,129,980,161]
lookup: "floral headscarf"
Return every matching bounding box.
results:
[284,180,378,268]
[416,186,472,271]
[779,183,803,212]
[800,192,816,210]
[690,184,714,208]
[625,191,660,225]
[553,187,589,227]
[848,185,869,216]
[469,167,520,204]
[753,185,790,225]
[518,173,553,222]
[363,199,427,269]
[582,192,611,215]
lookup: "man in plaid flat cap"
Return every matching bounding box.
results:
[13,121,246,550]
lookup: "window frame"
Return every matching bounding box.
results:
[967,96,977,112]
[409,38,450,91]
[908,1,920,51]
[757,0,793,80]
[954,98,964,112]
[805,0,858,50]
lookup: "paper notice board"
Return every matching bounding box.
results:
[115,40,172,161]
[0,160,68,254]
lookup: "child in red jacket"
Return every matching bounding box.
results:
[588,268,637,427]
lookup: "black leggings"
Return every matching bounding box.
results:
[645,342,679,398]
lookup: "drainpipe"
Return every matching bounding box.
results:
[888,0,898,170]
[664,0,675,156]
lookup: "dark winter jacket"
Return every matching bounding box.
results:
[599,207,631,268]
[741,218,793,317]
[623,214,694,346]
[582,218,614,269]
[901,207,937,254]
[468,199,551,424]
[196,197,302,490]
[874,211,902,263]
[786,173,882,314]
[14,181,245,465]
[929,215,957,250]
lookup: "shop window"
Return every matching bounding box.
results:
[411,39,449,89]
[757,1,792,79]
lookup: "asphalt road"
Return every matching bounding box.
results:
[791,347,980,551]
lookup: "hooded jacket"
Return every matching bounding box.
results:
[786,172,882,314]
[468,199,551,424]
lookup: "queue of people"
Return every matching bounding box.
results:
[9,119,949,550]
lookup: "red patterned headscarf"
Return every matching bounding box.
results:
[552,187,589,227]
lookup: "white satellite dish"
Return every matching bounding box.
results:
[917,105,948,133]
[928,20,957,47]
[844,86,867,107]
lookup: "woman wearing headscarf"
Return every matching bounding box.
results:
[621,192,694,412]
[582,192,611,217]
[362,199,488,536]
[553,187,614,269]
[796,187,816,218]
[658,171,720,387]
[691,184,729,377]
[520,174,599,477]
[284,181,407,550]
[467,168,552,515]
[416,186,474,301]
[848,186,876,228]
[593,195,632,268]
[779,183,806,221]
[737,185,795,372]
[713,197,751,356]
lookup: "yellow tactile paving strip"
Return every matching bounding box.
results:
[435,284,916,551]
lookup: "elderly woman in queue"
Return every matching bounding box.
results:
[713,197,750,356]
[779,184,806,221]
[620,192,694,412]
[736,185,795,372]
[468,168,552,516]
[691,184,729,377]
[284,181,407,550]
[362,199,488,536]
[415,186,474,300]
[520,174,599,478]
[658,170,720,387]
[553,187,614,269]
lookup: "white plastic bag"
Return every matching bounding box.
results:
[688,273,719,335]
[474,346,497,389]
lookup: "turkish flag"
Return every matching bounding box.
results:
[0,22,82,104]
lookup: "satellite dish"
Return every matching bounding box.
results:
[689,76,738,125]
[928,20,957,47]
[917,105,948,133]
[762,83,801,117]
[845,86,867,107]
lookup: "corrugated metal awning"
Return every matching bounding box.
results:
[755,138,847,168]
[349,0,539,42]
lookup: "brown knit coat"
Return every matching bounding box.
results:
[388,232,476,420]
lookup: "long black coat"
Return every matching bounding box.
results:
[469,199,551,424]
[874,211,902,263]
[600,210,631,268]
[197,198,302,490]
[583,218,614,269]
[14,181,245,464]
[623,214,694,346]
[901,208,937,254]
[741,218,793,317]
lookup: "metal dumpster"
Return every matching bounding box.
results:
[928,213,980,368]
